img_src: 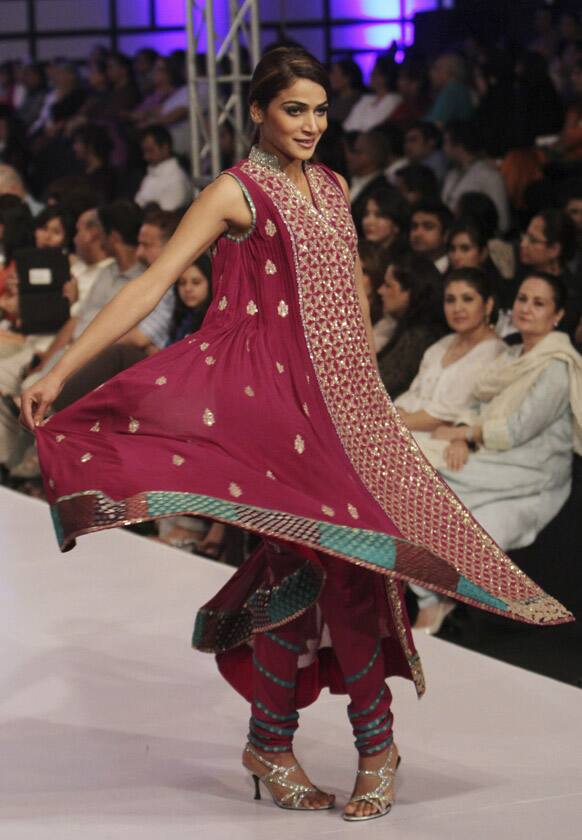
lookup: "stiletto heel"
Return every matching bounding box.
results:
[243,743,334,811]
[343,745,401,822]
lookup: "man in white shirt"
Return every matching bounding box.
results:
[442,121,510,233]
[134,125,192,211]
[409,199,453,274]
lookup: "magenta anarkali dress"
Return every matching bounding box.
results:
[35,147,572,704]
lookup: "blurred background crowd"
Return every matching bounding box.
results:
[0,5,581,677]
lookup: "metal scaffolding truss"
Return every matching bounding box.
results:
[185,0,261,189]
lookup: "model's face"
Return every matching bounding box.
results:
[362,199,399,245]
[519,216,559,269]
[379,265,410,318]
[177,265,209,308]
[512,277,563,339]
[252,78,328,164]
[35,217,66,249]
[444,280,491,334]
[136,223,164,266]
[410,212,444,257]
[448,232,486,269]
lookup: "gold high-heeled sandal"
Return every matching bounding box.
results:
[243,743,335,811]
[342,744,401,822]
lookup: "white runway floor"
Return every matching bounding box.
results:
[1,486,581,840]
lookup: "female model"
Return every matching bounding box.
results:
[21,48,571,822]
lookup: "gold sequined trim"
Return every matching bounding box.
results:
[347,503,359,520]
[200,342,210,351]
[205,356,216,366]
[128,418,140,434]
[277,300,289,317]
[265,259,277,274]
[244,386,255,397]
[218,296,228,310]
[155,376,167,386]
[203,408,215,426]
[276,361,285,373]
[55,434,65,443]
[294,434,305,454]
[302,402,310,417]
[172,454,185,466]
[229,482,242,498]
[80,452,93,463]
[321,505,335,517]
[90,422,100,433]
[266,470,276,480]
[265,219,277,237]
[246,300,258,316]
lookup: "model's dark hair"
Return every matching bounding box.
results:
[447,219,488,253]
[249,47,331,111]
[34,204,75,252]
[518,271,568,312]
[534,208,578,265]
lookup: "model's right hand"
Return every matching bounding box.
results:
[19,373,64,432]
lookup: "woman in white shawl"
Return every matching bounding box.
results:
[434,271,582,554]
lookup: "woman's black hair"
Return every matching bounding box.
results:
[391,252,445,328]
[34,204,75,252]
[365,187,410,231]
[0,199,34,263]
[447,219,489,253]
[71,123,114,165]
[444,266,498,323]
[358,239,392,324]
[455,191,499,239]
[535,208,578,265]
[170,254,213,341]
[518,270,568,312]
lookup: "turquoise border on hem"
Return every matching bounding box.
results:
[456,576,509,611]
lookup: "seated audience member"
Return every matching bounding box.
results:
[343,56,402,132]
[425,53,474,127]
[0,104,28,174]
[379,123,407,183]
[328,59,363,124]
[134,125,192,211]
[143,54,190,160]
[130,56,180,129]
[403,121,447,183]
[447,219,504,302]
[510,51,564,147]
[435,273,582,555]
[33,205,74,252]
[409,198,453,273]
[156,254,224,557]
[17,63,47,132]
[395,163,440,205]
[71,124,116,203]
[455,191,515,280]
[557,58,582,160]
[376,252,446,399]
[396,268,505,439]
[472,51,516,159]
[358,239,394,350]
[516,208,580,341]
[133,48,159,99]
[0,163,42,217]
[361,187,409,254]
[105,53,140,119]
[0,197,34,322]
[442,120,510,233]
[389,59,431,126]
[346,130,390,234]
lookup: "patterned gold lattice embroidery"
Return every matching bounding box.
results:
[128,418,140,434]
[203,408,215,426]
[276,361,285,373]
[294,434,305,454]
[265,219,277,237]
[200,342,210,351]
[229,482,242,498]
[277,300,289,318]
[205,356,216,366]
[172,454,185,466]
[246,300,258,316]
[155,376,167,386]
[90,422,100,433]
[238,155,570,627]
[80,452,93,463]
[55,434,65,443]
[218,296,228,310]
[347,503,359,520]
[265,259,277,274]
[321,505,335,517]
[244,386,255,397]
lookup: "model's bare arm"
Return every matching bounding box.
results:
[334,171,377,366]
[20,175,252,430]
